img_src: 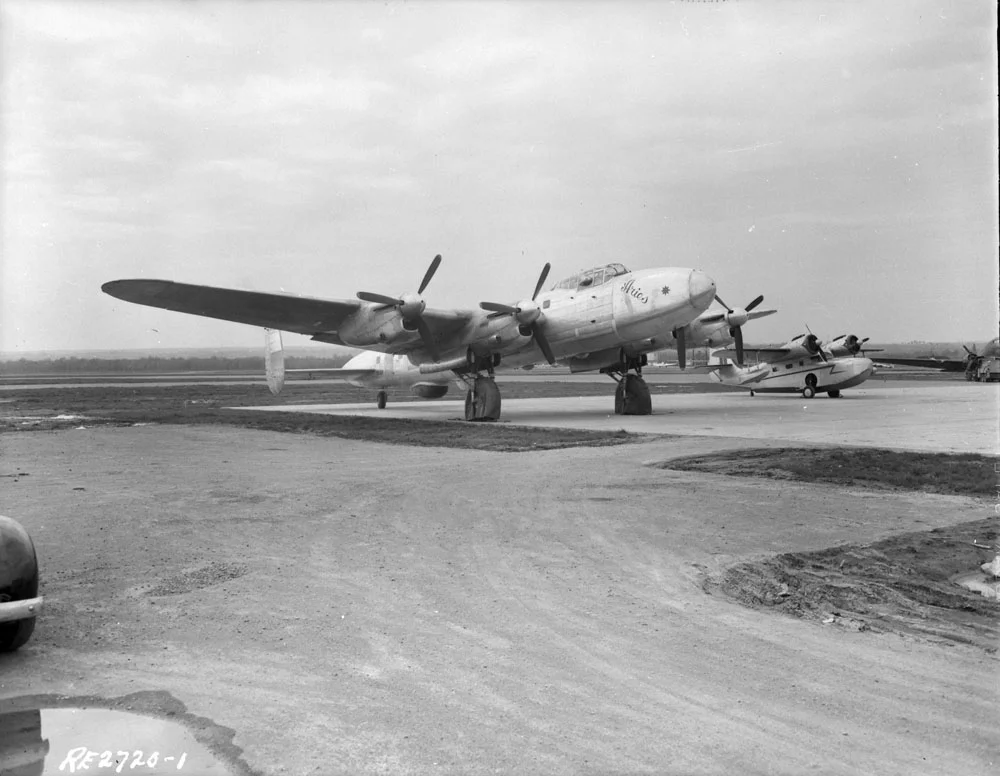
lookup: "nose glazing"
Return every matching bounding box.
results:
[688,270,716,310]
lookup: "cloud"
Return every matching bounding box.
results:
[1,0,996,352]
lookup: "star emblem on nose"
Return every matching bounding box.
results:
[661,286,670,295]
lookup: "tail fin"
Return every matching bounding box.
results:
[264,328,285,395]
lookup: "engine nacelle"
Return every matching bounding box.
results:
[826,334,865,357]
[338,306,413,348]
[411,383,449,399]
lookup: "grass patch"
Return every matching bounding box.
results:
[661,447,995,497]
[707,518,999,650]
[0,384,638,452]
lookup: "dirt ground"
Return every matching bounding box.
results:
[1,423,996,775]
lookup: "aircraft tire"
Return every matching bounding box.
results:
[620,375,652,415]
[465,377,501,421]
[376,391,387,409]
[827,389,841,398]
[802,386,816,399]
[0,515,39,652]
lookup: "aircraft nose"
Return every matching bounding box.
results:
[688,270,716,310]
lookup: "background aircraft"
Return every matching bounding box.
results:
[709,331,874,398]
[103,256,718,420]
[873,337,999,379]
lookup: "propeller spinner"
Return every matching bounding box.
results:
[357,254,442,358]
[714,293,764,365]
[480,263,556,365]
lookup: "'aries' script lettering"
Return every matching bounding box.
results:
[621,279,649,304]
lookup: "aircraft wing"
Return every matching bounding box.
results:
[102,279,477,348]
[714,347,794,363]
[102,279,361,336]
[873,357,966,371]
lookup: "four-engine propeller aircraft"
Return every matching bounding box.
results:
[709,331,874,398]
[102,256,718,420]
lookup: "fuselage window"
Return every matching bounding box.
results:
[772,367,778,373]
[785,363,794,369]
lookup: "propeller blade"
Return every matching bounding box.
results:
[532,325,556,365]
[675,327,686,370]
[744,295,764,312]
[479,301,517,314]
[734,327,744,366]
[532,263,552,301]
[415,317,439,360]
[417,254,442,295]
[714,294,732,311]
[357,291,402,306]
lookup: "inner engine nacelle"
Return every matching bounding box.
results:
[411,383,449,399]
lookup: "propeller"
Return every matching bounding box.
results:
[673,326,687,370]
[357,254,442,358]
[714,294,764,365]
[802,326,828,362]
[479,263,556,365]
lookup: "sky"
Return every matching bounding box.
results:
[1,0,997,354]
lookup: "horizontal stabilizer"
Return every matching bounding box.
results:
[285,368,378,380]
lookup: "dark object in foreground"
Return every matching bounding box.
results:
[0,514,42,651]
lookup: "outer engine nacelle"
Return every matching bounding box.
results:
[411,383,449,399]
[338,306,415,349]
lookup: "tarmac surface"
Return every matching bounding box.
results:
[1,378,997,774]
[249,381,999,455]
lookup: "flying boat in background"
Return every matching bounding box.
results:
[709,331,875,398]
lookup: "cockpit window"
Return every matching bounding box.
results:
[551,263,631,291]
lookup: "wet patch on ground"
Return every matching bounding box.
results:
[704,518,999,651]
[0,691,260,775]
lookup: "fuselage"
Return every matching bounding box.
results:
[481,265,717,370]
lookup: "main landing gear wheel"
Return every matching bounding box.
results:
[465,376,501,422]
[827,389,841,398]
[802,373,818,399]
[614,374,652,416]
[376,391,387,409]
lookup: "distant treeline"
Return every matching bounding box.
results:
[0,355,352,375]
